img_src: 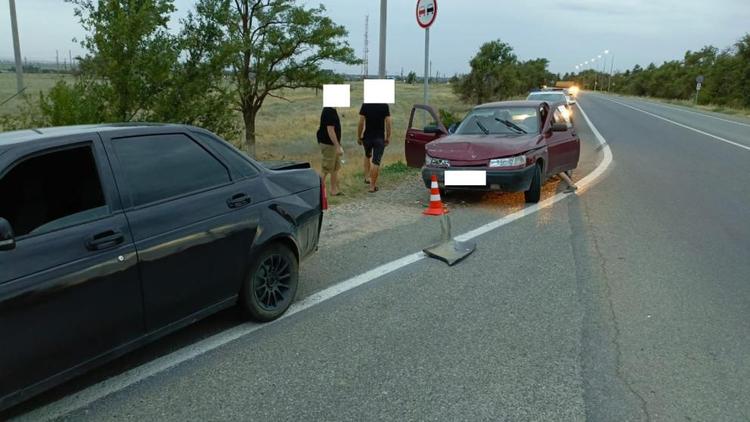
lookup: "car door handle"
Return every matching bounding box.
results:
[86,230,124,251]
[227,193,252,209]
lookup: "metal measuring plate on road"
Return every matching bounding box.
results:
[417,0,438,28]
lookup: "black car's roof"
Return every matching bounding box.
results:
[0,123,182,149]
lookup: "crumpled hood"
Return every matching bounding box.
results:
[426,134,542,161]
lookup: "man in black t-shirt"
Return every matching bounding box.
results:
[316,107,343,196]
[357,103,392,193]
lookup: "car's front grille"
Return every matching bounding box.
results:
[449,161,487,168]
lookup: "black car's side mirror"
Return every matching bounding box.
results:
[0,217,16,251]
[552,123,568,132]
[448,122,461,134]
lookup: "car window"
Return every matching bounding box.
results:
[410,108,438,131]
[455,107,539,135]
[527,93,566,103]
[0,145,108,237]
[192,131,259,179]
[112,133,231,207]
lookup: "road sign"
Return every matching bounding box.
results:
[416,0,437,28]
[696,75,704,84]
[697,82,702,91]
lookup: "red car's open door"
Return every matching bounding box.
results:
[405,105,448,168]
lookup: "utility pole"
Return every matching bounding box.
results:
[69,50,73,71]
[608,55,615,92]
[56,50,60,71]
[378,0,387,78]
[9,0,24,94]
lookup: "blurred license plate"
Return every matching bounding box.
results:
[445,170,486,186]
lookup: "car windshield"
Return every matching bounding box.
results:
[455,107,539,135]
[527,93,567,102]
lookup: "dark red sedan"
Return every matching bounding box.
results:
[405,101,579,203]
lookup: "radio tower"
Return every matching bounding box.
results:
[362,15,369,79]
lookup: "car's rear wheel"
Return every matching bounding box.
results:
[524,164,542,203]
[240,243,299,322]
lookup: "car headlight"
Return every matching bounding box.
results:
[489,155,526,168]
[425,154,450,167]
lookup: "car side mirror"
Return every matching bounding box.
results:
[448,122,460,134]
[423,125,442,134]
[552,123,568,132]
[0,217,16,251]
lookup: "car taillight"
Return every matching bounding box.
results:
[320,176,328,211]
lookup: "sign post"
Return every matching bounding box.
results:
[695,75,704,105]
[417,0,437,106]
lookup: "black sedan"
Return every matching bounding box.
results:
[0,124,325,410]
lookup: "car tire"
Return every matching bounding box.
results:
[240,243,299,322]
[524,164,542,203]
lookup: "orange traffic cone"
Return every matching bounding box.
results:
[424,174,448,216]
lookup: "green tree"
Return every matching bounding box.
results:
[193,0,360,157]
[518,58,552,92]
[454,40,520,104]
[38,79,110,126]
[406,71,418,84]
[148,1,240,141]
[67,0,178,121]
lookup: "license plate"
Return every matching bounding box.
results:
[444,170,486,186]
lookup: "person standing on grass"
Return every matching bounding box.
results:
[317,106,344,196]
[357,103,392,193]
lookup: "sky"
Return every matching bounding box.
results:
[1,0,748,76]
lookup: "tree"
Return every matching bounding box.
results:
[406,71,418,84]
[194,0,360,157]
[148,1,240,141]
[518,58,552,92]
[454,40,520,104]
[67,0,178,121]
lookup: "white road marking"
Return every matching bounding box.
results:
[600,96,750,152]
[628,97,750,129]
[17,101,613,422]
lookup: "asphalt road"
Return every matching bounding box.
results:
[7,93,750,421]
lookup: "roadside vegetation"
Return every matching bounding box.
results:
[452,40,557,105]
[0,0,358,156]
[568,34,750,109]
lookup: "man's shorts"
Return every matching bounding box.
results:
[320,143,341,173]
[363,138,385,166]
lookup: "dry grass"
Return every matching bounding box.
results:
[0,73,72,114]
[252,81,473,200]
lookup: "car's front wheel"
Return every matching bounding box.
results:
[240,243,299,322]
[524,164,542,203]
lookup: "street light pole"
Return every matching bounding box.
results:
[9,0,25,94]
[378,0,387,78]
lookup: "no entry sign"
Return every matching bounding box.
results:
[416,0,437,28]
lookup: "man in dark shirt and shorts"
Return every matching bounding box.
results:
[357,103,392,193]
[317,107,343,196]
